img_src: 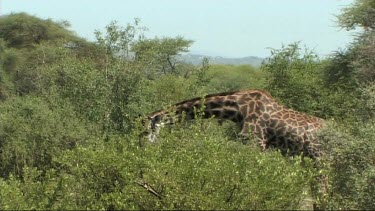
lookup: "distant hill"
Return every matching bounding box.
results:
[178,54,264,67]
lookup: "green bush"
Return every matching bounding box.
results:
[133,119,315,210]
[205,64,266,92]
[0,96,97,178]
[0,13,80,49]
[0,168,63,210]
[318,121,375,210]
[1,10,375,210]
[262,42,326,117]
[0,115,315,210]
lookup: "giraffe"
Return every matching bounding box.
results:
[142,89,325,159]
[140,89,328,210]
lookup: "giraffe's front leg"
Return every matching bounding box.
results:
[239,122,267,149]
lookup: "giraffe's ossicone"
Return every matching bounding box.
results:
[142,89,325,158]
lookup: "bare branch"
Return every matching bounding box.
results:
[135,180,162,199]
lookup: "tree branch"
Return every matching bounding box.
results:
[135,180,162,199]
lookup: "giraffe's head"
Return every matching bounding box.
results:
[141,111,174,142]
[140,116,158,142]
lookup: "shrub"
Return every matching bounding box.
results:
[132,118,315,210]
[0,96,97,178]
[262,43,326,117]
[318,121,375,210]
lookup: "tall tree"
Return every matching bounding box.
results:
[132,36,193,75]
[337,0,375,30]
[0,12,78,49]
[335,0,375,82]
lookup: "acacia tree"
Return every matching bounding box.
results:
[93,20,195,132]
[0,12,78,49]
[261,43,325,116]
[94,19,147,76]
[335,0,375,82]
[337,0,375,30]
[132,36,193,76]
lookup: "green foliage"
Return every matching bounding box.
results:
[2,47,24,73]
[94,19,146,58]
[323,0,375,121]
[136,121,314,210]
[132,36,193,76]
[262,43,326,116]
[125,59,214,116]
[336,0,375,83]
[94,19,147,74]
[0,39,13,100]
[0,96,97,178]
[206,64,266,92]
[337,0,375,30]
[259,38,375,209]
[352,31,375,82]
[0,12,79,49]
[1,9,374,210]
[323,49,357,89]
[51,135,140,210]
[10,41,72,95]
[0,121,314,210]
[1,135,139,210]
[359,82,375,120]
[318,121,375,210]
[0,13,105,97]
[0,168,66,210]
[324,34,375,86]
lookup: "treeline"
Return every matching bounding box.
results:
[0,0,374,209]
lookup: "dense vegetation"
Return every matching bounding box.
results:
[0,0,374,209]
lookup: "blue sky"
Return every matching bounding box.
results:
[3,0,355,58]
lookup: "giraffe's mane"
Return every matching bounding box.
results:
[146,89,274,118]
[174,89,273,106]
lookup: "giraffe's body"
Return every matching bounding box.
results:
[144,89,324,158]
